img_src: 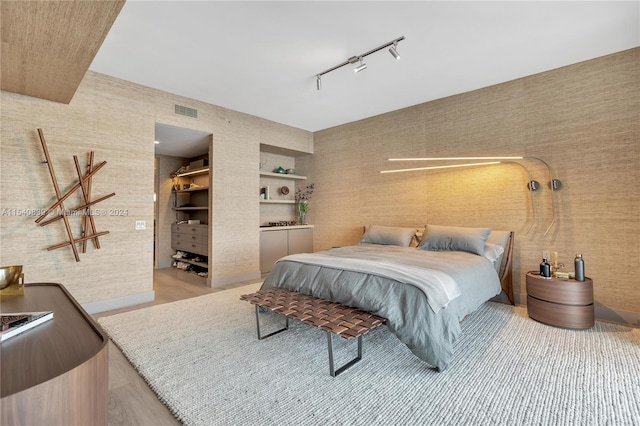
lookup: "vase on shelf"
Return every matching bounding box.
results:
[297,212,307,225]
[296,202,308,225]
[294,184,314,225]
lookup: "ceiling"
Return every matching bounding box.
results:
[154,123,211,158]
[90,1,639,152]
[1,1,123,104]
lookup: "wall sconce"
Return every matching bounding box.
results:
[315,36,405,90]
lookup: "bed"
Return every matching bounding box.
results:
[261,224,514,371]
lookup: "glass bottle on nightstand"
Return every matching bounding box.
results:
[540,258,551,278]
[575,254,585,281]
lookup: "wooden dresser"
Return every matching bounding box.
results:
[1,283,108,425]
[526,272,594,330]
[171,222,208,257]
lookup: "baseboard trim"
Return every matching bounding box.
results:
[516,292,640,327]
[82,290,155,314]
[594,303,640,327]
[208,271,261,288]
[157,260,173,269]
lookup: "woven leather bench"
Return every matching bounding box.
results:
[240,288,385,376]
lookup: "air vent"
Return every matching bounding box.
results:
[174,104,198,119]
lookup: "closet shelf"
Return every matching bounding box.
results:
[173,206,209,211]
[173,258,208,269]
[172,167,209,178]
[174,186,209,193]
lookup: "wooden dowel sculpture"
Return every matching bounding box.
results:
[36,129,114,261]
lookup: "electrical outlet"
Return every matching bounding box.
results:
[135,220,146,230]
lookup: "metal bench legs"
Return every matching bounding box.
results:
[254,305,364,376]
[255,305,289,339]
[327,332,362,377]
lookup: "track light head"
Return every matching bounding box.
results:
[354,57,367,73]
[389,42,400,60]
[316,75,321,91]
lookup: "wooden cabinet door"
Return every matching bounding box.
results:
[260,230,288,274]
[288,228,313,255]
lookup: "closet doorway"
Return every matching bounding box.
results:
[154,123,212,278]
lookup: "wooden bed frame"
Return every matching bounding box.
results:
[498,231,515,305]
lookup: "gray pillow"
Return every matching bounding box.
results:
[360,225,417,247]
[418,225,491,256]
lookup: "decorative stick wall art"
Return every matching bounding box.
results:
[36,128,115,261]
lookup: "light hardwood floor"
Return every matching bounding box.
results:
[93,268,257,426]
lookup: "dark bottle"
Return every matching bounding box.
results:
[575,254,585,281]
[540,258,551,278]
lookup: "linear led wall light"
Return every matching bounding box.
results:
[380,161,500,174]
[386,156,561,235]
[388,156,524,161]
[315,36,405,90]
[387,156,561,190]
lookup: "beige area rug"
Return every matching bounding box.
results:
[98,283,640,426]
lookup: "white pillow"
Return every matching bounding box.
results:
[484,242,505,263]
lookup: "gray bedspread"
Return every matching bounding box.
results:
[275,245,461,313]
[261,244,501,371]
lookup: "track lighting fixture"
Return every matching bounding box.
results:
[354,57,367,73]
[389,42,400,60]
[315,36,405,90]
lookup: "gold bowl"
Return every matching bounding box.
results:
[0,265,23,290]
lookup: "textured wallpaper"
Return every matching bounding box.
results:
[299,48,640,316]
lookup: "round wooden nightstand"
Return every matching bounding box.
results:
[526,272,594,329]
